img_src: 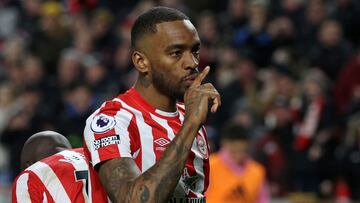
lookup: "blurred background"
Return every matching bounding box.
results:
[0,0,359,202]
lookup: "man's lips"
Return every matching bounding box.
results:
[182,73,199,82]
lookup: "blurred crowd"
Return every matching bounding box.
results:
[0,0,359,201]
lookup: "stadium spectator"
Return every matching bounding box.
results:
[1,86,45,179]
[90,8,116,65]
[29,1,71,74]
[267,16,296,49]
[0,0,18,41]
[232,2,273,67]
[58,83,96,147]
[218,0,248,37]
[308,20,353,80]
[56,50,83,90]
[216,58,262,128]
[276,0,304,26]
[197,11,220,75]
[256,96,296,196]
[292,69,337,194]
[17,0,42,37]
[206,123,269,203]
[297,0,327,52]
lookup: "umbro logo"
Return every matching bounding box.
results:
[154,138,170,146]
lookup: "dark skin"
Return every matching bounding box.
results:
[20,131,72,170]
[98,20,221,203]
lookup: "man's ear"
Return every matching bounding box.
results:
[132,51,150,74]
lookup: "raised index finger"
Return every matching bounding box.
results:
[191,66,210,87]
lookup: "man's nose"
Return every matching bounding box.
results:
[184,52,198,70]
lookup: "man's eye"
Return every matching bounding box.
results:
[170,51,182,57]
[193,50,200,57]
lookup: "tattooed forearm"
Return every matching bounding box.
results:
[99,159,140,201]
[99,122,200,203]
[148,140,191,203]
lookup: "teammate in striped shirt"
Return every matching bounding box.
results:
[19,131,72,171]
[83,6,221,203]
[12,131,108,203]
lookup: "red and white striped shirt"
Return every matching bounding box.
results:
[12,148,109,203]
[83,87,210,200]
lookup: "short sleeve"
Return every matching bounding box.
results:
[83,102,135,168]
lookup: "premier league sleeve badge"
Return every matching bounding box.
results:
[90,114,116,133]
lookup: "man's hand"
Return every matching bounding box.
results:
[184,66,221,126]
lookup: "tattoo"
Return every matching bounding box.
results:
[98,123,199,203]
[99,158,140,202]
[186,94,205,117]
[153,142,188,203]
[140,185,150,203]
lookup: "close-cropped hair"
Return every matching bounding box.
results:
[131,6,189,49]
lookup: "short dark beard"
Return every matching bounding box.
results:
[152,69,184,102]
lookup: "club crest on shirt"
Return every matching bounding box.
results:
[179,168,197,195]
[196,134,208,159]
[90,114,116,133]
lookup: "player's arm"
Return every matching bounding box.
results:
[98,67,220,203]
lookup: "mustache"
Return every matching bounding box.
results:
[182,69,199,81]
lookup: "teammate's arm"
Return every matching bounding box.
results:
[98,67,220,203]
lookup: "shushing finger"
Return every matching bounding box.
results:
[191,66,210,87]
